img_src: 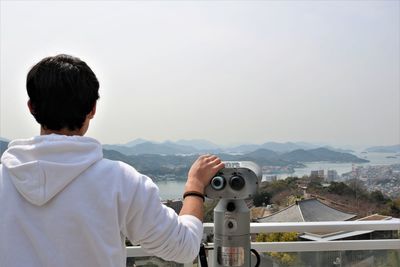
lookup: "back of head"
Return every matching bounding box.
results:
[26,54,100,131]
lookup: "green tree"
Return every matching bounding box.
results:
[252,191,271,207]
[346,178,368,199]
[256,232,301,266]
[327,181,354,196]
[382,198,400,218]
[370,190,389,204]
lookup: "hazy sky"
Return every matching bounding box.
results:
[1,1,399,148]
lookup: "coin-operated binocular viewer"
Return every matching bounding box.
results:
[204,161,261,267]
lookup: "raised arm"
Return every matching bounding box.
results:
[123,155,224,263]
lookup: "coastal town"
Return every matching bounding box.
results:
[263,163,400,198]
[344,164,400,198]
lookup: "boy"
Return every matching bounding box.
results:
[0,54,224,266]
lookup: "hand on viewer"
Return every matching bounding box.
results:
[185,155,225,194]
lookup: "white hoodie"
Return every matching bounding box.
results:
[0,135,202,267]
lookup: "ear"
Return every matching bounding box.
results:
[88,102,97,119]
[27,100,35,115]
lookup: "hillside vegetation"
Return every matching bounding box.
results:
[256,177,400,219]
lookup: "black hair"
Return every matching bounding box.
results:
[26,54,100,131]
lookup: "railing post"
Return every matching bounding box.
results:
[208,249,214,267]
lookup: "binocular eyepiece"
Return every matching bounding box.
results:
[211,174,246,191]
[205,161,261,200]
[210,175,226,190]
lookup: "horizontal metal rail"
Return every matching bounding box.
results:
[239,240,399,252]
[203,220,400,233]
[126,246,151,257]
[127,239,400,256]
[127,221,400,259]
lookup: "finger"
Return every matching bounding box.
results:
[205,155,218,162]
[213,162,225,171]
[209,157,221,165]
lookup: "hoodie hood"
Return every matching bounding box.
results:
[1,134,103,206]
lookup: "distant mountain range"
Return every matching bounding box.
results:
[100,140,369,178]
[0,137,369,179]
[227,142,309,153]
[176,139,220,150]
[0,137,376,164]
[365,144,400,153]
[103,141,202,155]
[103,139,355,156]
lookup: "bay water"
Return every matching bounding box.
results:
[155,152,399,200]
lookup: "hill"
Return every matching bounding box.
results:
[175,139,220,150]
[226,144,261,153]
[260,142,306,152]
[103,149,197,179]
[124,138,148,147]
[235,147,367,164]
[102,144,138,155]
[103,141,199,155]
[132,141,197,155]
[281,148,368,163]
[227,141,316,153]
[366,144,400,153]
[244,148,279,159]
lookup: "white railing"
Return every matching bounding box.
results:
[205,220,400,233]
[126,220,400,266]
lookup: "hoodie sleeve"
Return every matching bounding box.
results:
[121,170,203,263]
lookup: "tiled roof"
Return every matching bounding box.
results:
[300,215,399,241]
[258,198,356,223]
[259,204,304,222]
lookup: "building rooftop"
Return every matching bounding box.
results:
[258,198,356,223]
[299,214,399,241]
